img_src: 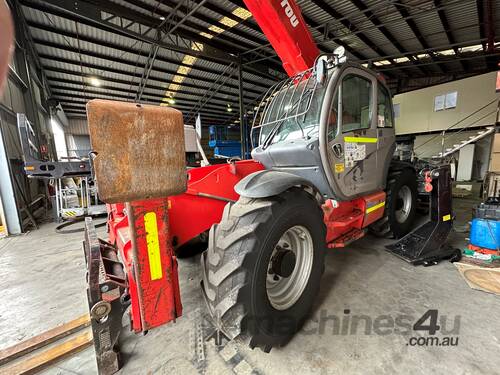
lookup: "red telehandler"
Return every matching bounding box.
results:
[82,0,457,373]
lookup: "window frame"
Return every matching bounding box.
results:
[377,84,394,128]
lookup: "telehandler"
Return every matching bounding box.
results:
[80,0,455,373]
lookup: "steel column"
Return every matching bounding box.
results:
[238,57,246,159]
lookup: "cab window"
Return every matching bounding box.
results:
[377,85,394,128]
[341,74,372,132]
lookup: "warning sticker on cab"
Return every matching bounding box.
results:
[442,214,451,222]
[345,142,366,167]
[335,163,345,173]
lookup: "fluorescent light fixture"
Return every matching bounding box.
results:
[416,53,430,59]
[394,57,410,63]
[168,98,175,104]
[460,44,483,53]
[89,77,101,86]
[232,7,252,19]
[438,49,455,56]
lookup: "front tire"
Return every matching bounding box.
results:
[201,189,326,351]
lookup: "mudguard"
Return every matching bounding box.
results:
[235,169,316,198]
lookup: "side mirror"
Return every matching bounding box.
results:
[333,46,347,64]
[315,57,327,86]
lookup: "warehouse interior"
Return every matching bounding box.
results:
[0,0,500,374]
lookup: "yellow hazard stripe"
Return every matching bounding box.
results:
[344,136,378,143]
[144,212,163,281]
[366,201,385,214]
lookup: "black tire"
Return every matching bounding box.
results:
[370,168,417,239]
[201,189,326,352]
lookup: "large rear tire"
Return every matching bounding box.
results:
[370,168,417,239]
[201,189,326,351]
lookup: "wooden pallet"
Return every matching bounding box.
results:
[0,315,92,374]
[454,259,500,295]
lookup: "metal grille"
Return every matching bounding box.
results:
[251,68,320,147]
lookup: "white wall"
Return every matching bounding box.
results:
[394,72,499,135]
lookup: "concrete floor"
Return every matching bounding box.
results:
[1,198,500,375]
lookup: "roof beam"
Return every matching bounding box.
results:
[44,71,261,104]
[477,0,486,50]
[392,1,445,74]
[56,97,233,118]
[42,65,258,100]
[33,0,238,63]
[37,51,265,96]
[479,0,497,70]
[118,0,285,73]
[63,107,228,124]
[225,0,370,66]
[27,23,275,88]
[52,87,237,112]
[309,1,394,61]
[62,104,227,125]
[23,0,283,81]
[349,0,427,75]
[49,84,245,109]
[377,50,500,73]
[433,0,467,71]
[121,0,268,52]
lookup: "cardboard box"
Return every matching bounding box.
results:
[455,259,500,295]
[490,152,500,172]
[492,133,500,153]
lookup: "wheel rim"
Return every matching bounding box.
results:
[395,185,412,223]
[266,225,314,311]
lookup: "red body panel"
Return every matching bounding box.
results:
[323,192,386,247]
[128,200,181,331]
[169,160,264,247]
[242,0,320,76]
[106,160,263,332]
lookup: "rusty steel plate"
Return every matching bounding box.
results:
[87,100,187,203]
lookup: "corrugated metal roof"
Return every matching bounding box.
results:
[20,0,500,124]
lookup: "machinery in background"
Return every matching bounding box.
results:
[184,124,201,165]
[208,125,242,158]
[19,115,209,222]
[53,176,104,221]
[18,114,91,179]
[17,113,107,222]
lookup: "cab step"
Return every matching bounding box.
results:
[330,209,364,229]
[328,228,365,248]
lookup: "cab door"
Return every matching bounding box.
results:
[323,68,383,200]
